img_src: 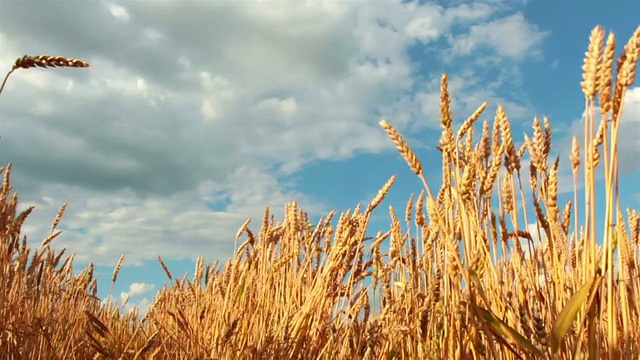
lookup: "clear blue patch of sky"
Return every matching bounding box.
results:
[206,197,232,212]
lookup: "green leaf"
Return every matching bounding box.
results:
[477,306,544,358]
[550,274,603,353]
[468,269,490,307]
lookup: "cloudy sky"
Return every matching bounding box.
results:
[0,0,638,313]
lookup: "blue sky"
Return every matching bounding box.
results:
[0,0,638,314]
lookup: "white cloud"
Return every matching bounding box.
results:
[100,285,153,317]
[200,72,236,122]
[446,3,494,23]
[406,2,493,43]
[124,297,152,317]
[17,165,327,266]
[448,12,550,60]
[618,87,640,170]
[120,282,155,301]
[254,97,297,118]
[405,6,448,43]
[106,2,130,22]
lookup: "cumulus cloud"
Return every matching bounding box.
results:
[406,2,493,43]
[448,12,550,61]
[98,282,154,316]
[15,165,326,266]
[124,297,153,317]
[120,282,155,302]
[616,87,640,172]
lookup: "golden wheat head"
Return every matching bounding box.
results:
[0,54,91,97]
[379,119,423,176]
[12,54,90,71]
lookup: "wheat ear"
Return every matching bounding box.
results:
[0,54,90,97]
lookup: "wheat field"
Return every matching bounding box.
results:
[0,25,639,360]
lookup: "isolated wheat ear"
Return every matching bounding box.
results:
[0,54,90,97]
